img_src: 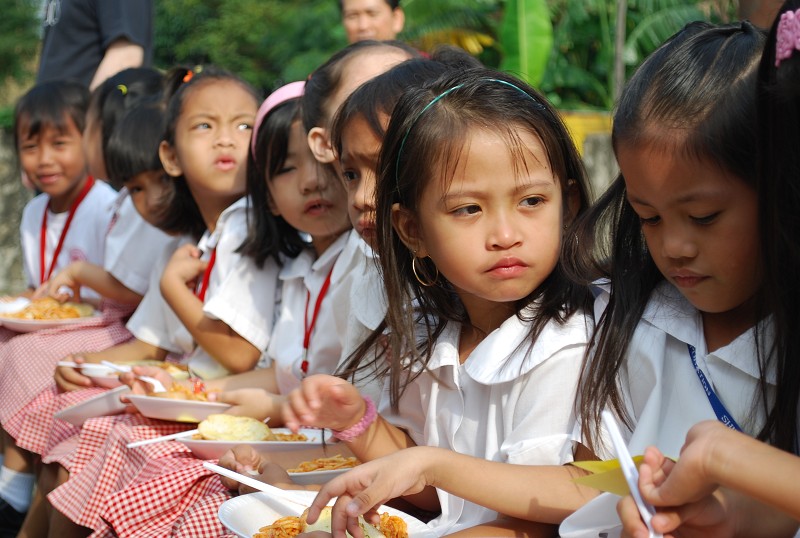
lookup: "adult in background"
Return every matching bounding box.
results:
[340,0,404,43]
[36,0,153,91]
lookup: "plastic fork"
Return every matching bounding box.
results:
[601,410,662,538]
[101,361,168,393]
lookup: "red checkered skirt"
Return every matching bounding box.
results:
[48,414,197,531]
[0,302,133,431]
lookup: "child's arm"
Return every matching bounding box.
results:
[159,244,261,373]
[306,445,597,533]
[619,421,800,537]
[54,338,168,392]
[39,261,143,305]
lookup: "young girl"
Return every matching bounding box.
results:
[557,21,774,537]
[619,4,800,536]
[283,66,594,537]
[0,79,121,530]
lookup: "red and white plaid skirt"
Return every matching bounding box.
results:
[0,302,133,432]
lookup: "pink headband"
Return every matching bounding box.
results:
[251,80,305,157]
[776,8,800,67]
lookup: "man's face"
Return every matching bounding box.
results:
[341,0,404,43]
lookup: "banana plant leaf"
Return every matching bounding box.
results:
[498,0,553,87]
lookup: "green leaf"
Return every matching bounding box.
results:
[499,0,552,86]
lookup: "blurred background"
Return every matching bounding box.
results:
[0,0,772,293]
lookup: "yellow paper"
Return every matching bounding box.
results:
[571,457,644,497]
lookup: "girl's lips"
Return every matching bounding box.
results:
[486,258,528,278]
[672,275,708,288]
[37,173,61,185]
[214,157,236,171]
[355,219,376,237]
[304,199,332,215]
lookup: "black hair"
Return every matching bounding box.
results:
[240,96,308,268]
[338,0,400,12]
[755,0,800,453]
[571,21,767,451]
[105,98,165,189]
[301,40,419,134]
[13,80,89,152]
[86,67,163,174]
[330,46,482,153]
[156,65,260,239]
[372,67,593,409]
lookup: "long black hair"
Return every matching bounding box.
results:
[374,67,593,409]
[755,0,800,453]
[571,21,767,451]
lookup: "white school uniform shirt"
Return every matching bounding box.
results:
[127,236,196,356]
[381,307,592,536]
[184,197,280,380]
[329,231,387,403]
[560,281,779,538]
[20,179,117,301]
[103,189,172,296]
[268,231,351,395]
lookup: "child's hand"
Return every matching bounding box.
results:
[118,366,175,395]
[209,388,283,423]
[37,262,83,302]
[54,354,93,392]
[282,375,364,432]
[305,447,434,537]
[160,244,206,291]
[217,444,265,492]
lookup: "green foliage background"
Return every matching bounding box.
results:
[0,0,740,126]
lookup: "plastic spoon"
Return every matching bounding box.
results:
[101,361,167,393]
[601,410,662,538]
[203,461,310,512]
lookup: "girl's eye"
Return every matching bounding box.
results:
[341,170,359,183]
[276,166,296,175]
[691,212,719,225]
[128,186,142,194]
[237,122,252,131]
[521,196,544,207]
[452,204,481,216]
[639,215,660,226]
[193,122,211,130]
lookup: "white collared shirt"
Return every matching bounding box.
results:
[381,307,592,536]
[186,197,280,380]
[104,189,173,296]
[267,231,350,394]
[560,281,778,538]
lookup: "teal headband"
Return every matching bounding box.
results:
[394,78,544,188]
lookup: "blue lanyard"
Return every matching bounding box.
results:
[687,344,742,431]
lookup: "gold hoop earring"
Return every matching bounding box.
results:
[411,255,438,287]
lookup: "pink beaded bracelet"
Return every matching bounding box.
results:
[331,396,377,442]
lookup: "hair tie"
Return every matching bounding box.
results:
[395,78,544,188]
[182,70,194,83]
[116,84,128,95]
[776,8,800,66]
[251,81,306,158]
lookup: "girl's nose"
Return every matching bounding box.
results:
[660,224,698,260]
[353,172,376,211]
[299,164,322,194]
[487,213,523,250]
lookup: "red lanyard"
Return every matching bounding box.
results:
[301,264,336,375]
[195,248,217,302]
[39,176,95,284]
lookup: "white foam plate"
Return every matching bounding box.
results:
[0,297,30,316]
[177,428,327,460]
[127,394,231,423]
[288,467,352,486]
[54,385,131,426]
[0,313,101,333]
[218,490,435,538]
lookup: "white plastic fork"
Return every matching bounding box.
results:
[203,461,309,513]
[601,410,662,538]
[101,361,167,393]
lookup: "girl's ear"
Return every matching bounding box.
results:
[563,179,582,227]
[159,141,183,178]
[392,203,428,258]
[307,127,335,164]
